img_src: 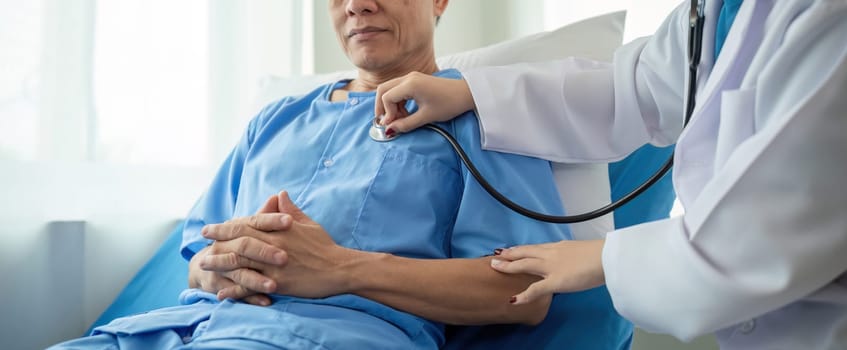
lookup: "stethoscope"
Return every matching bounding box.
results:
[370,0,706,224]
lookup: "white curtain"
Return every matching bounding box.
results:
[0,0,310,167]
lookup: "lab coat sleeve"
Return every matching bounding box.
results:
[462,3,689,163]
[603,5,847,340]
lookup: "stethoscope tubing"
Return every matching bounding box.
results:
[416,0,705,224]
[423,124,674,223]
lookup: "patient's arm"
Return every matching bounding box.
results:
[346,250,552,326]
[201,192,551,326]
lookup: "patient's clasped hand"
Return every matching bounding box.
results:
[50,1,582,348]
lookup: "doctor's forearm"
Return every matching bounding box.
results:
[343,251,551,326]
[464,7,689,163]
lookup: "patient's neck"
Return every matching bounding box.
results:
[329,55,438,102]
[349,60,439,93]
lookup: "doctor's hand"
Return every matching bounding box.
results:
[189,194,291,306]
[375,72,475,133]
[201,192,365,301]
[490,240,607,305]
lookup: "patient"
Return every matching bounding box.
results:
[51,0,578,348]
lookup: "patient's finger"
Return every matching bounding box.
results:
[203,214,292,240]
[489,257,546,277]
[222,268,277,294]
[243,294,272,307]
[257,194,280,214]
[511,279,556,306]
[277,191,317,225]
[243,213,294,232]
[207,237,287,266]
[201,251,275,271]
[218,285,271,306]
[202,272,267,304]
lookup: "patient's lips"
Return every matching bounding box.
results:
[348,26,388,40]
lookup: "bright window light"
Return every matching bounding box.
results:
[93,0,209,166]
[0,0,43,160]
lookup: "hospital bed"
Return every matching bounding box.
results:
[86,12,677,349]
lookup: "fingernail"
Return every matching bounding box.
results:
[203,226,215,237]
[263,280,274,291]
[385,128,395,137]
[493,248,503,255]
[280,214,292,226]
[509,296,517,304]
[273,251,286,264]
[490,259,503,267]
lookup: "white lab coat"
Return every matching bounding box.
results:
[463,0,847,348]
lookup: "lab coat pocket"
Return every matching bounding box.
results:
[352,148,461,258]
[714,87,757,172]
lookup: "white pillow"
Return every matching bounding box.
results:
[436,10,624,69]
[255,11,625,240]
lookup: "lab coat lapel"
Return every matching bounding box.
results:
[697,0,769,106]
[674,0,771,206]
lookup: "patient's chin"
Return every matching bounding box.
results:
[351,55,394,73]
[347,42,421,74]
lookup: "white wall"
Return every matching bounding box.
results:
[0,160,212,349]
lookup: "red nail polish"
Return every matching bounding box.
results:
[385,128,395,137]
[509,296,517,304]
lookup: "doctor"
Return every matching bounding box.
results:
[375,0,847,348]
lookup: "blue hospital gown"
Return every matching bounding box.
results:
[63,69,572,349]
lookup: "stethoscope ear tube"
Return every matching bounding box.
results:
[418,0,705,224]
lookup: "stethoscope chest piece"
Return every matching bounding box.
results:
[369,117,397,142]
